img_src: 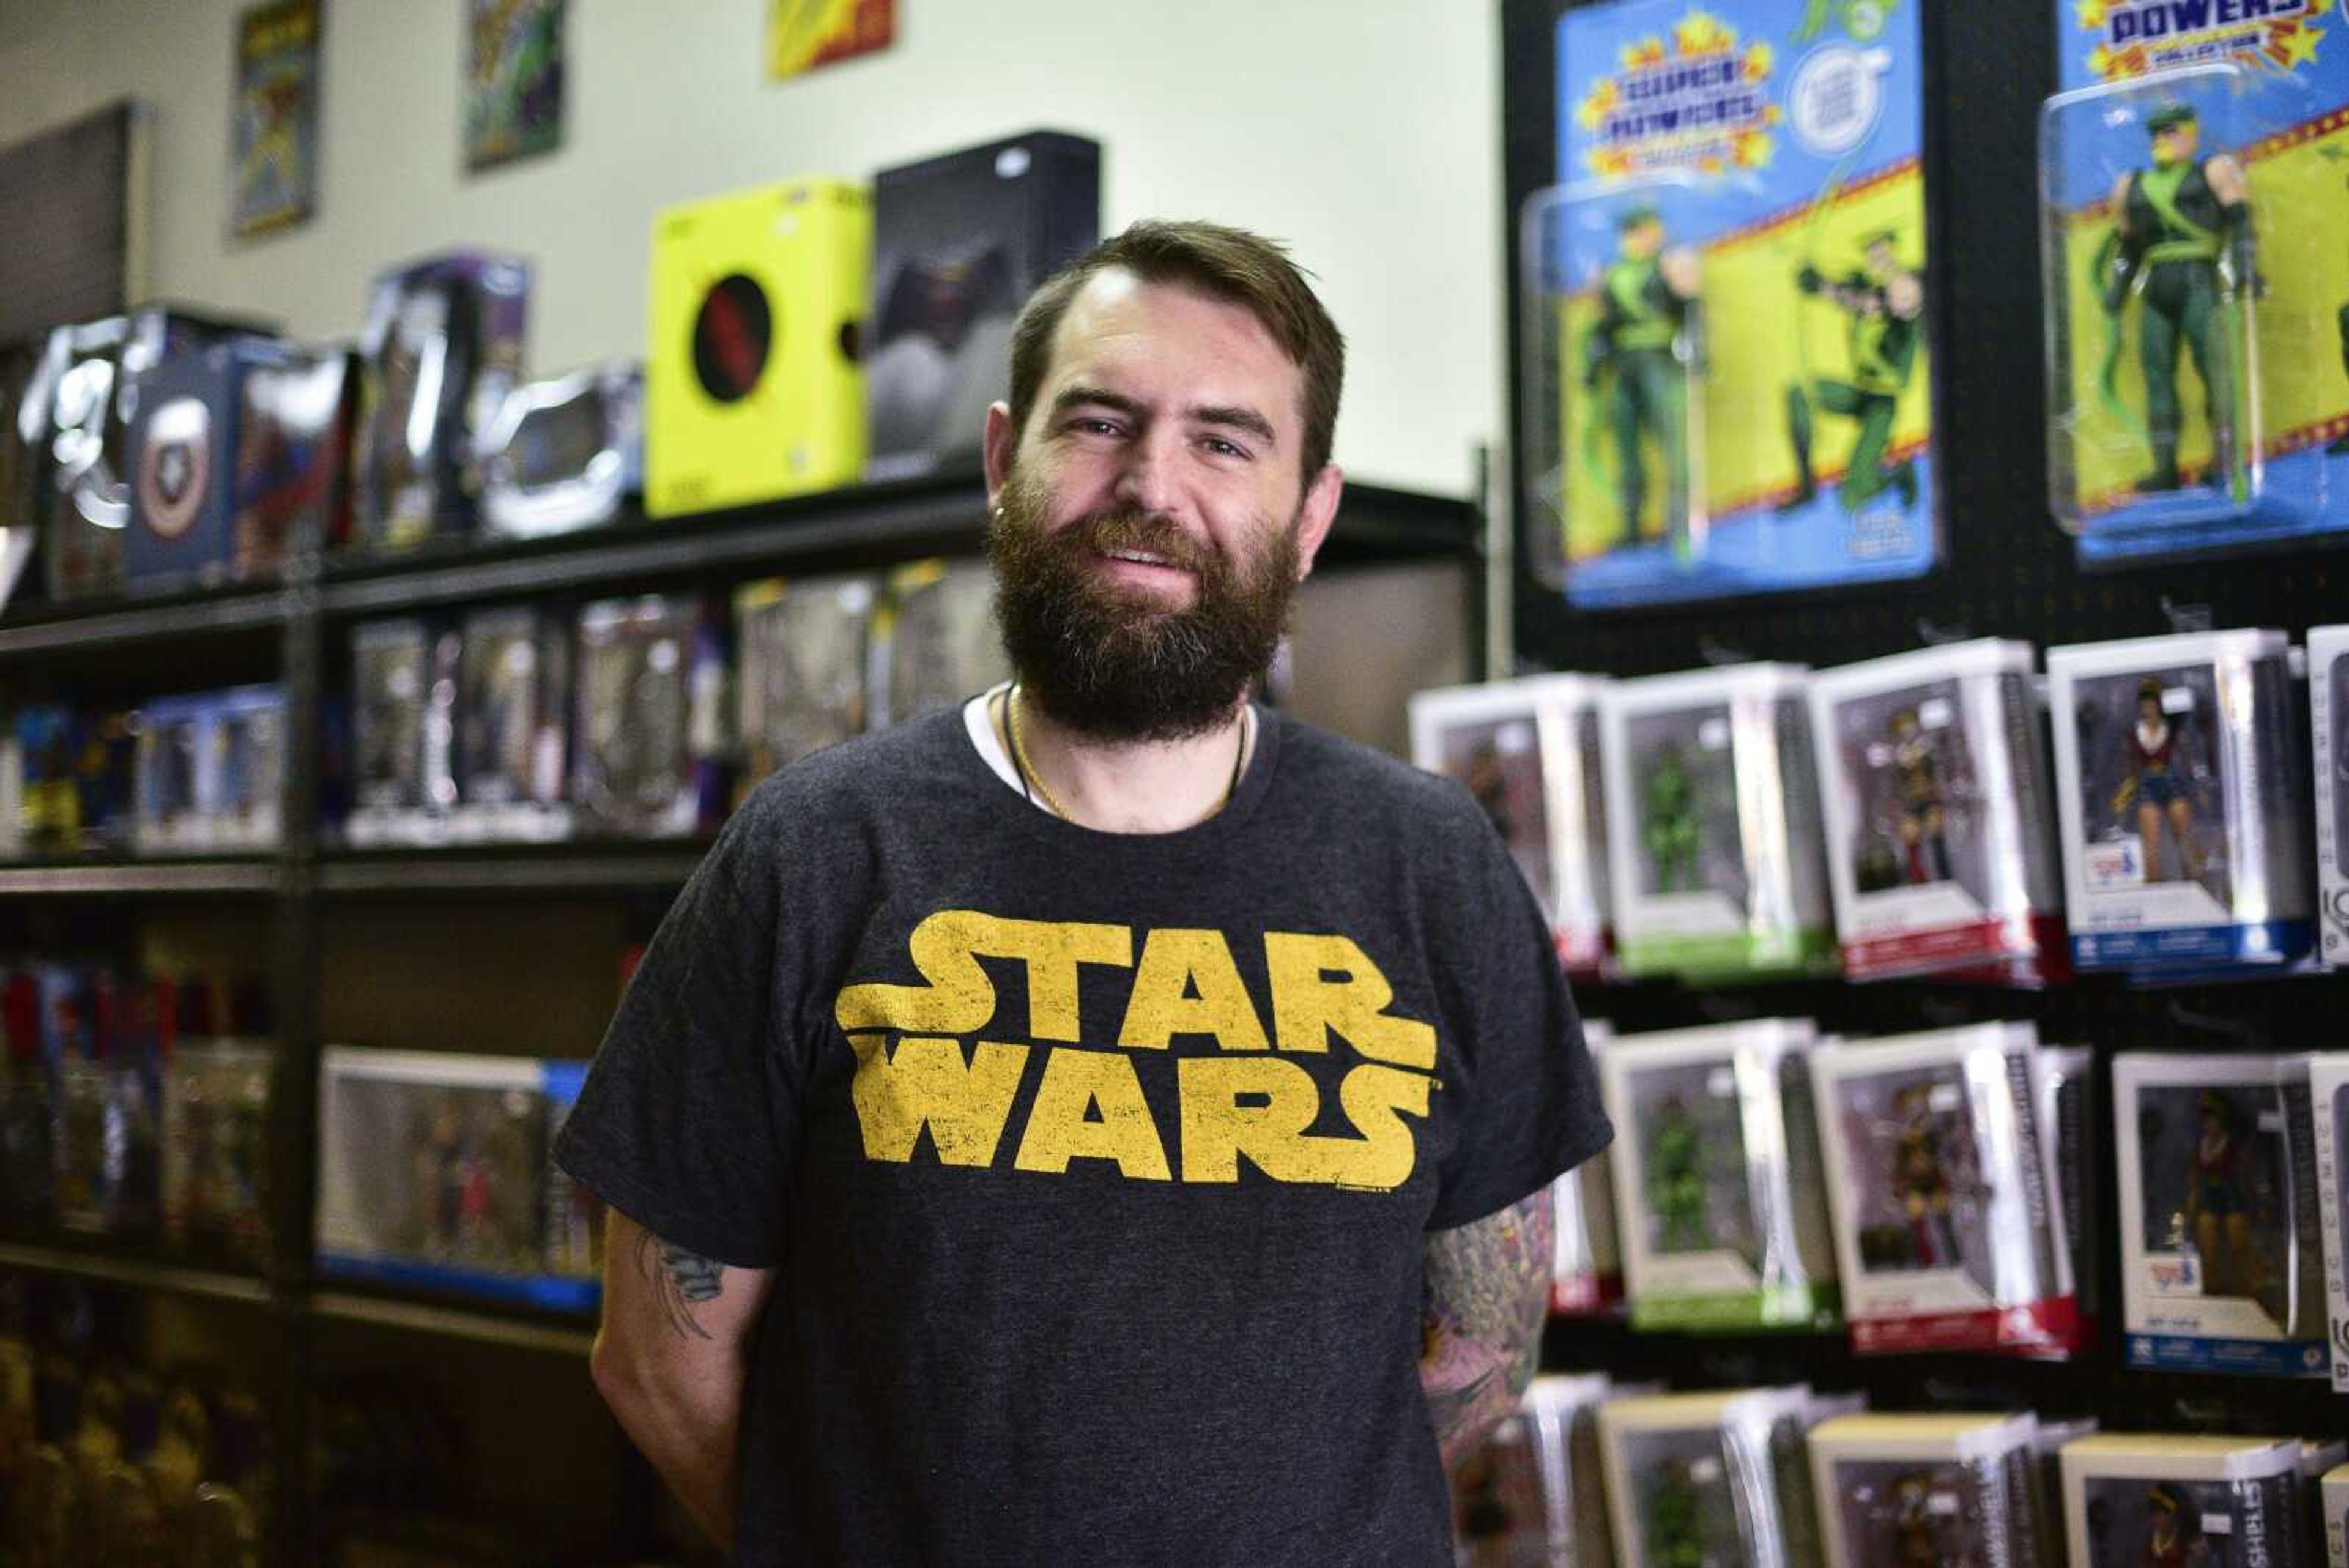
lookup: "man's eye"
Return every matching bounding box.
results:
[1203,437,1250,460]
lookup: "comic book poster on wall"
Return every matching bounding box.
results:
[1527,0,1937,609]
[466,0,565,172]
[231,0,321,239]
[766,0,896,83]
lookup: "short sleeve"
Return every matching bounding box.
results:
[1423,816,1612,1232]
[553,808,793,1268]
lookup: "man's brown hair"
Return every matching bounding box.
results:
[1005,220,1348,485]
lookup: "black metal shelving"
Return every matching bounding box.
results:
[2,469,1486,1565]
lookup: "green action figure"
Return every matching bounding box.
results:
[1652,1093,1711,1253]
[1646,1458,1710,1568]
[1585,206,1703,555]
[2098,105,2255,497]
[1783,230,1923,512]
[1644,743,1701,894]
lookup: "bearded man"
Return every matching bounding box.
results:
[558,221,1610,1566]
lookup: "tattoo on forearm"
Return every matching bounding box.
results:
[635,1231,725,1341]
[1419,1189,1555,1461]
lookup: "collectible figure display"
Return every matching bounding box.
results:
[1808,640,2064,983]
[315,1046,598,1310]
[1597,1020,1838,1332]
[1596,1387,1820,1568]
[2115,1052,2328,1378]
[734,574,874,786]
[1807,1413,2045,1568]
[124,341,285,595]
[2310,1055,2349,1392]
[572,595,728,839]
[2043,0,2349,563]
[865,132,1100,480]
[1448,1375,1623,1568]
[477,359,642,538]
[2061,1435,2310,1568]
[351,251,530,549]
[455,604,571,841]
[1551,1022,1622,1315]
[132,686,285,855]
[871,557,1010,730]
[235,341,356,568]
[1811,1025,2079,1358]
[347,618,436,845]
[1528,0,1935,608]
[1411,674,1612,976]
[160,1039,272,1268]
[1600,664,1832,981]
[2048,631,2314,975]
[645,178,870,517]
[2311,626,2349,969]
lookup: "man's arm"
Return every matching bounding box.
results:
[1419,1186,1553,1467]
[590,1207,777,1553]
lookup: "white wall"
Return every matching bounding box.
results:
[0,0,1502,499]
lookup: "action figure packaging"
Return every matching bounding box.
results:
[133,697,208,855]
[1551,1020,1622,1314]
[2061,1434,2309,1568]
[51,974,165,1240]
[314,1045,598,1312]
[1525,0,1936,610]
[477,359,643,539]
[235,339,358,568]
[1,971,53,1226]
[2326,1463,2348,1568]
[645,179,870,518]
[453,604,571,843]
[1807,639,2066,983]
[1597,1019,1839,1332]
[2048,630,2315,976]
[734,574,874,787]
[2311,625,2349,968]
[2036,1044,2106,1351]
[1447,1373,1628,1568]
[1809,1024,2080,1358]
[1807,1412,2047,1568]
[866,132,1100,481]
[2309,1053,2349,1391]
[572,594,729,839]
[1595,1386,1822,1568]
[1598,663,1834,982]
[347,617,439,846]
[160,1039,271,1268]
[207,684,286,852]
[123,340,288,596]
[869,557,1010,732]
[2308,1443,2349,1565]
[2114,1051,2329,1378]
[351,250,531,550]
[2032,1417,2102,1551]
[1411,673,1613,978]
[2041,2,2349,566]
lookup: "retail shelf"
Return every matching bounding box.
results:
[0,582,287,659]
[310,1289,596,1356]
[314,473,1479,619]
[0,857,281,896]
[0,1238,272,1304]
[317,842,710,895]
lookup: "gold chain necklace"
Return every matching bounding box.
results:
[1005,686,1246,824]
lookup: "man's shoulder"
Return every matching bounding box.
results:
[732,708,972,826]
[1269,712,1488,836]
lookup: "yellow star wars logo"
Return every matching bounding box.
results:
[833,912,1441,1190]
[2076,0,2328,81]
[1577,9,1780,178]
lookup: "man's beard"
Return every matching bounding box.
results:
[987,467,1300,743]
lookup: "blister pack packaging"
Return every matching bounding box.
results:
[1411,674,1612,978]
[2311,625,2349,968]
[2049,630,2314,976]
[870,558,1009,732]
[1595,1386,1822,1568]
[2035,1044,2104,1354]
[1811,1024,2079,1358]
[1808,639,2065,983]
[455,604,571,842]
[2309,1052,2349,1392]
[1807,1412,2046,1568]
[2114,1051,2328,1378]
[1597,1019,1838,1332]
[1447,1373,1626,1568]
[1551,1020,1622,1315]
[572,595,729,839]
[2042,2,2349,566]
[2061,1434,2309,1568]
[733,574,874,787]
[1600,664,1833,982]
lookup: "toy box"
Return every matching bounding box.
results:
[1551,1020,1622,1315]
[1596,1386,1824,1568]
[2309,1052,2349,1391]
[1807,1413,2046,1568]
[1808,639,2064,983]
[2048,630,2313,975]
[1597,1019,1838,1331]
[1448,1374,1625,1568]
[125,341,286,595]
[2114,1051,2329,1378]
[235,340,357,568]
[1412,674,1612,978]
[734,574,875,787]
[160,1039,272,1268]
[870,557,1009,730]
[133,686,285,855]
[455,604,571,842]
[2325,1462,2347,1568]
[477,359,642,538]
[2060,1434,2309,1568]
[2312,625,2349,968]
[573,595,728,839]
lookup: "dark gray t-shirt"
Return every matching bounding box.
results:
[555,705,1609,1566]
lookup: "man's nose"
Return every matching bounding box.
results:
[1111,426,1185,518]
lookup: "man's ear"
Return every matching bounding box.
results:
[984,401,1016,509]
[1293,464,1345,581]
